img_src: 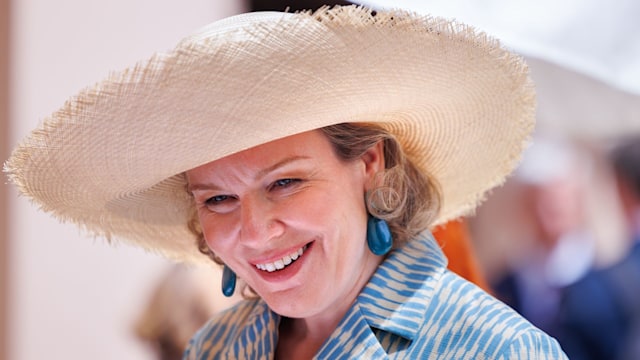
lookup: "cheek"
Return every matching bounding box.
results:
[307,179,367,229]
[284,188,349,226]
[198,212,237,254]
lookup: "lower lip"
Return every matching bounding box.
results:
[254,242,313,283]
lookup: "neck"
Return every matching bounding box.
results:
[275,251,383,359]
[276,315,341,359]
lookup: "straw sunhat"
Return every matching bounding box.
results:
[5,5,535,263]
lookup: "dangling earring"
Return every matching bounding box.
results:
[221,265,236,297]
[367,215,392,256]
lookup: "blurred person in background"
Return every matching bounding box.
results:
[557,136,640,360]
[492,138,596,337]
[135,265,241,360]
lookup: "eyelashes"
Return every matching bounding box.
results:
[205,194,234,205]
[269,178,300,190]
[203,178,303,211]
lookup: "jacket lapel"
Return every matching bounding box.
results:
[315,302,389,359]
[315,232,447,358]
[359,231,447,340]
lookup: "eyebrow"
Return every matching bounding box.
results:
[187,155,310,193]
[254,155,310,180]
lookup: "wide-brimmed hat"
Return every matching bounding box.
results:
[5,5,535,263]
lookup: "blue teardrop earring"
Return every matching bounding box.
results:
[367,215,392,256]
[221,265,236,297]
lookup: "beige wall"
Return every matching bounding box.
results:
[1,0,10,359]
[6,1,246,359]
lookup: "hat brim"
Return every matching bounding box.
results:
[5,6,535,263]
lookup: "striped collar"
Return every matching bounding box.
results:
[355,231,447,340]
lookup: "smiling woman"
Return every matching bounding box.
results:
[5,5,567,359]
[185,126,439,357]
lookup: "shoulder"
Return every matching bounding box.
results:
[563,245,640,315]
[562,267,611,309]
[569,241,640,292]
[421,271,567,359]
[431,270,528,323]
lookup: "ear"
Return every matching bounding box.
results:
[362,140,385,190]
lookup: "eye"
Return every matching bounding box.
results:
[205,194,231,205]
[271,178,300,190]
[201,194,238,214]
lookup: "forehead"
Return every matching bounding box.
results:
[187,129,333,177]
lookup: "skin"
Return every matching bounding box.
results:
[186,129,385,358]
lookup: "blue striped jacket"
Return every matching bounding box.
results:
[184,232,568,359]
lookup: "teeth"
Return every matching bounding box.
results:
[256,245,307,273]
[274,259,284,270]
[265,263,275,272]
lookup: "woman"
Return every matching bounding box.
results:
[5,5,567,359]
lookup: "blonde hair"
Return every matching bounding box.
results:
[187,122,442,292]
[320,123,441,246]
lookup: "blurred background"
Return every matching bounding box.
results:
[1,0,639,359]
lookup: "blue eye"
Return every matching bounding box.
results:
[202,194,238,214]
[274,179,294,187]
[205,195,230,205]
[272,178,301,189]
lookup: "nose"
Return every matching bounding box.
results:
[238,194,284,246]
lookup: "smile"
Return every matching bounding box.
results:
[255,244,308,272]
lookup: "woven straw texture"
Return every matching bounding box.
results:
[5,6,535,263]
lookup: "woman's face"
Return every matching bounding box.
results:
[186,130,384,319]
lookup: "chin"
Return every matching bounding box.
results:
[263,292,321,318]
